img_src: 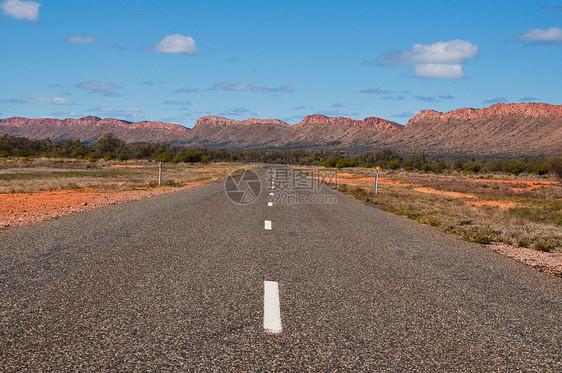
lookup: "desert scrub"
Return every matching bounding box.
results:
[331,169,562,253]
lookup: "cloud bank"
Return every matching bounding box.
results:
[0,0,40,21]
[368,40,478,78]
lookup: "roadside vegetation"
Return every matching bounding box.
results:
[0,158,253,194]
[307,167,561,254]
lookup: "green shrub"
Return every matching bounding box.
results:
[533,238,557,252]
[335,159,359,168]
[464,162,483,173]
[103,153,116,161]
[547,156,562,180]
[461,227,493,244]
[502,160,527,175]
[530,161,548,176]
[118,153,131,161]
[320,157,338,168]
[156,152,173,162]
[387,159,401,170]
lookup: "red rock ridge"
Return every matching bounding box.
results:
[0,117,190,133]
[195,116,288,127]
[294,115,402,130]
[408,102,562,125]
[194,114,402,131]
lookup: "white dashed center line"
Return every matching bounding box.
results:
[264,281,282,333]
[264,220,272,230]
[268,202,273,207]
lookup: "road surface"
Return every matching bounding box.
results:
[1,167,561,371]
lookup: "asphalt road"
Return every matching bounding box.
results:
[1,167,561,371]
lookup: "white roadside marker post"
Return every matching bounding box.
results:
[374,166,380,194]
[158,162,163,186]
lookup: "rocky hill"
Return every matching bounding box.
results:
[1,103,561,156]
[0,116,192,144]
[388,103,562,156]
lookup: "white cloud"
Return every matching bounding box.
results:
[16,96,74,105]
[409,40,478,64]
[0,0,40,21]
[65,35,99,44]
[414,64,465,78]
[93,107,115,113]
[482,97,510,104]
[90,106,144,120]
[213,81,294,93]
[52,97,73,105]
[76,81,121,96]
[219,107,252,117]
[76,81,116,92]
[153,34,197,54]
[516,27,562,44]
[371,40,477,79]
[162,100,191,105]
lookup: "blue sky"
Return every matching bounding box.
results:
[1,0,561,126]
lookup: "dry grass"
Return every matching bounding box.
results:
[0,158,254,194]
[298,166,562,253]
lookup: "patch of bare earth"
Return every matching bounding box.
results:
[0,181,206,230]
[492,243,562,276]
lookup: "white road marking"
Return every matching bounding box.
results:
[268,202,273,207]
[264,281,282,333]
[264,220,272,230]
[269,192,274,196]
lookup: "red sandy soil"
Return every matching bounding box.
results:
[413,187,477,199]
[467,200,517,208]
[470,178,560,191]
[0,181,206,230]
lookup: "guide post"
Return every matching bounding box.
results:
[374,166,380,194]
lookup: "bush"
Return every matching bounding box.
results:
[461,227,493,244]
[533,238,557,252]
[502,160,527,175]
[320,157,338,168]
[464,161,483,173]
[156,152,173,162]
[547,156,562,181]
[103,153,116,161]
[335,159,359,168]
[118,153,131,161]
[531,161,549,176]
[387,159,401,170]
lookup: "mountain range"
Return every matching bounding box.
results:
[1,103,561,157]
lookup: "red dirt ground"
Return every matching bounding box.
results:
[0,181,206,229]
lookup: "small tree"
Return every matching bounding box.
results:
[548,156,562,181]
